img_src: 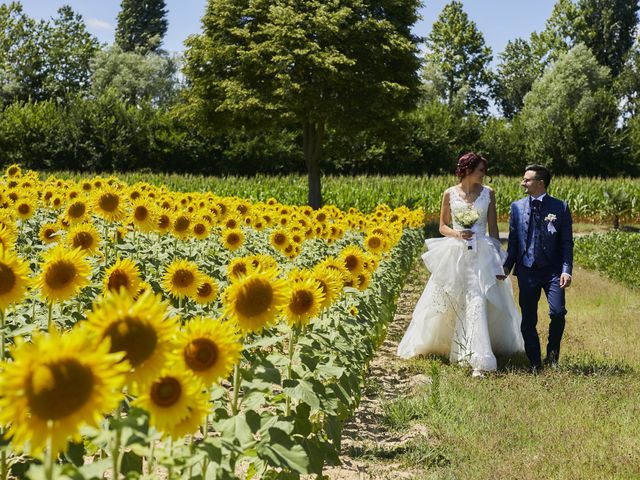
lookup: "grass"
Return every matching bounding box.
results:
[379,265,640,479]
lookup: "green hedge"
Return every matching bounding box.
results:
[575,231,640,288]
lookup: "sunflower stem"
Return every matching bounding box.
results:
[103,223,109,266]
[147,440,155,475]
[231,363,241,416]
[167,438,173,479]
[112,402,123,480]
[45,426,54,480]
[47,301,54,333]
[285,327,299,417]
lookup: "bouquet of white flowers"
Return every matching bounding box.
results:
[452,206,480,251]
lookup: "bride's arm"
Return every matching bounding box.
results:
[488,189,500,241]
[439,190,466,239]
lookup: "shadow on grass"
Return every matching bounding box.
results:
[345,439,452,468]
[558,354,635,376]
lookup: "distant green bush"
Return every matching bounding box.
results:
[575,231,640,288]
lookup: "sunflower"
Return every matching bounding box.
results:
[174,317,242,385]
[317,257,349,284]
[92,186,126,222]
[0,328,127,455]
[66,222,102,255]
[339,245,366,277]
[193,275,218,304]
[349,305,359,316]
[364,233,387,254]
[14,198,36,221]
[221,228,244,251]
[269,229,290,251]
[4,164,21,178]
[0,247,31,311]
[355,270,372,291]
[171,213,191,240]
[0,224,17,251]
[36,246,91,303]
[227,257,253,282]
[311,266,343,310]
[248,253,278,272]
[39,222,61,244]
[222,267,289,333]
[161,259,203,299]
[281,277,324,328]
[130,200,157,232]
[192,220,210,240]
[132,368,208,440]
[157,209,172,234]
[63,199,89,224]
[103,257,141,297]
[86,289,178,388]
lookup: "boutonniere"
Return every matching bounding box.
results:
[544,213,557,233]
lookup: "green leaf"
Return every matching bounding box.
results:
[283,379,320,410]
[258,428,310,474]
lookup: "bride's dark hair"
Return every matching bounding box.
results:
[455,152,488,179]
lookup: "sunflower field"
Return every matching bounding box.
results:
[0,165,425,479]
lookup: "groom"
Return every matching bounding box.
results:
[503,165,573,372]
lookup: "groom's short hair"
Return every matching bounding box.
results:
[525,164,551,188]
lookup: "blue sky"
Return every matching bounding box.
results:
[17,0,558,60]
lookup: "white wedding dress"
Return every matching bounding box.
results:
[397,186,524,371]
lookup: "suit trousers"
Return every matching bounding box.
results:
[517,264,567,368]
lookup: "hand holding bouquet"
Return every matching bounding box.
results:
[452,206,480,251]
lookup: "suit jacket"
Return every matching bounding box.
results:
[504,194,573,276]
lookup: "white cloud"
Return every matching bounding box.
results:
[87,18,114,32]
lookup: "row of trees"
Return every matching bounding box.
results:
[1,0,640,204]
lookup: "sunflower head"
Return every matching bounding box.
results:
[86,289,178,388]
[66,222,102,255]
[281,277,325,328]
[132,368,208,440]
[104,257,141,297]
[161,259,203,299]
[222,267,289,333]
[36,246,91,303]
[171,213,192,239]
[340,245,366,276]
[193,275,218,304]
[5,164,21,178]
[39,223,60,244]
[222,229,244,251]
[65,199,89,224]
[92,186,126,222]
[227,257,253,282]
[130,200,157,232]
[0,328,127,455]
[175,317,243,385]
[0,247,31,311]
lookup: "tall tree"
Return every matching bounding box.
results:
[616,35,640,121]
[493,38,544,119]
[115,0,168,54]
[519,44,620,175]
[0,2,46,103]
[91,46,180,107]
[42,6,99,100]
[574,0,639,77]
[532,0,638,77]
[183,0,421,208]
[424,0,493,116]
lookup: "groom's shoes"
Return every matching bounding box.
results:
[529,364,544,375]
[544,352,559,369]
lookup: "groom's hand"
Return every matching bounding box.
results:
[560,273,572,289]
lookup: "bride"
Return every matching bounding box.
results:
[397,152,524,376]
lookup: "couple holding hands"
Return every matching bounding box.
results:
[397,153,573,376]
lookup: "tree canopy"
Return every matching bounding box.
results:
[184,0,422,207]
[115,0,168,54]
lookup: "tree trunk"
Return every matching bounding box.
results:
[303,120,324,209]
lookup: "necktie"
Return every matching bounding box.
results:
[526,199,542,252]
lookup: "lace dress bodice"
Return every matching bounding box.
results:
[448,186,490,236]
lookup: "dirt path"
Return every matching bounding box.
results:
[322,258,430,480]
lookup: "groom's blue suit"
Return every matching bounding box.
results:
[504,194,573,368]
